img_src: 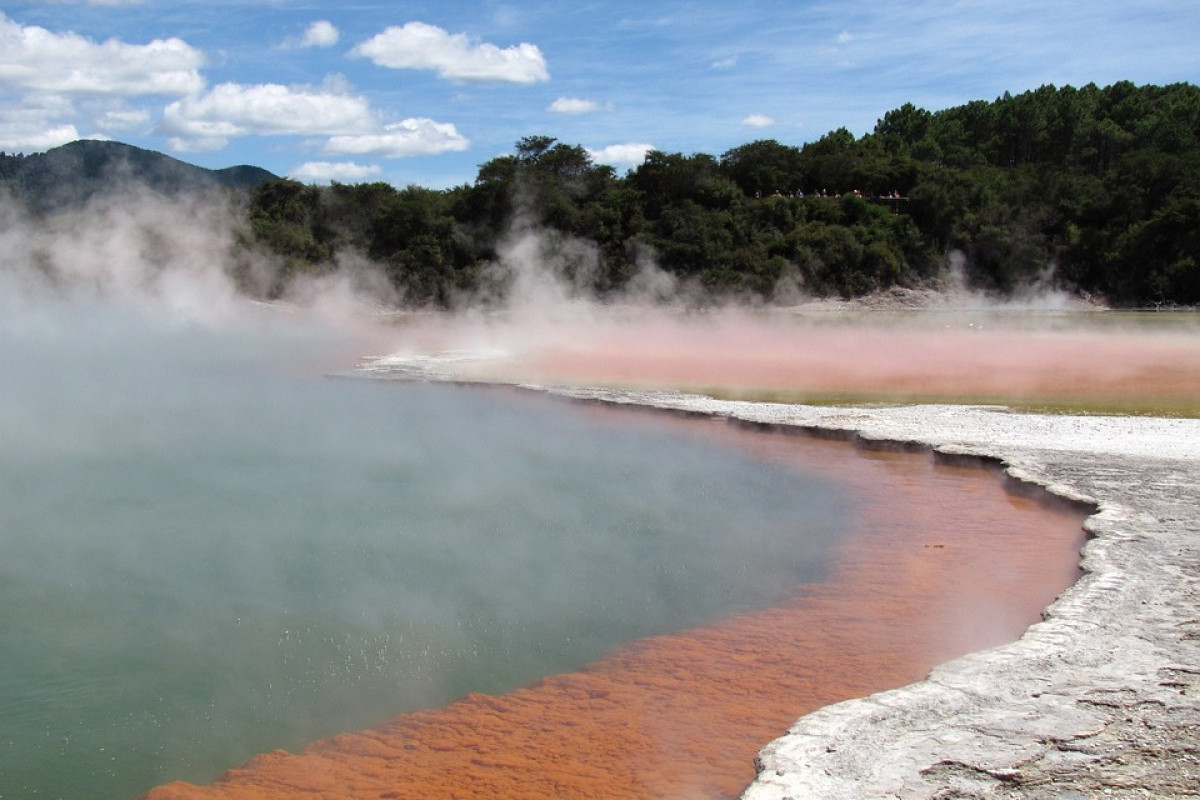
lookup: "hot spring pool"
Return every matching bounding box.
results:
[0,306,860,799]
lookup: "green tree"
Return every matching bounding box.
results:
[238,84,1200,308]
[246,179,330,295]
[720,139,805,196]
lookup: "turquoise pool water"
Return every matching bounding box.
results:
[0,301,852,799]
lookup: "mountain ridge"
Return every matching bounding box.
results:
[0,139,277,212]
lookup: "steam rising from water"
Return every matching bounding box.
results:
[0,188,1191,798]
[366,299,1200,417]
[0,191,857,798]
[341,217,1200,413]
[5,188,1195,415]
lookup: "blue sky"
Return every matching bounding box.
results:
[2,1,1198,188]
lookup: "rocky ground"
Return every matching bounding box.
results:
[544,391,1200,800]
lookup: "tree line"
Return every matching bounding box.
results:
[244,81,1200,307]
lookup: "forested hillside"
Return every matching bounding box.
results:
[245,81,1200,308]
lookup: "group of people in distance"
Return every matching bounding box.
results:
[755,188,906,200]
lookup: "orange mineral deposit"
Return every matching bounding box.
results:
[144,409,1088,800]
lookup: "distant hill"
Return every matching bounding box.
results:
[0,140,277,212]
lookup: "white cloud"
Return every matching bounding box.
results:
[0,120,80,152]
[161,82,376,148]
[587,143,654,168]
[158,81,466,160]
[96,107,151,132]
[302,20,340,48]
[164,135,226,154]
[324,118,469,158]
[0,12,204,96]
[350,21,549,84]
[711,55,739,69]
[288,161,382,184]
[548,97,608,114]
[283,20,340,49]
[0,95,82,152]
[742,113,775,127]
[836,30,853,45]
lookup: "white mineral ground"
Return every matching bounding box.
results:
[362,297,1200,798]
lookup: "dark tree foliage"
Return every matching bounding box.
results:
[242,82,1200,307]
[720,139,806,197]
[246,179,329,296]
[245,178,483,305]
